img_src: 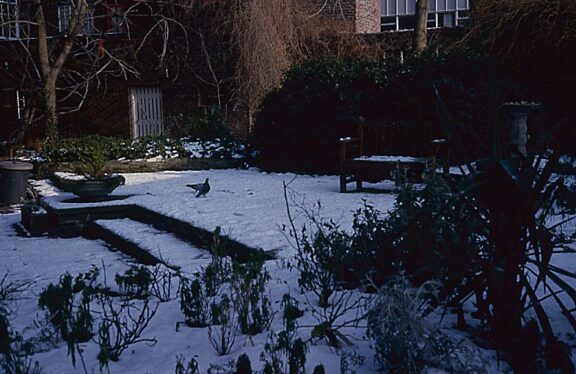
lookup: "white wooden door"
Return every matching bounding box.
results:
[130,86,164,138]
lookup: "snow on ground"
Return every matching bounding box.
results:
[4,170,400,373]
[2,168,571,373]
[94,218,212,274]
[0,213,135,361]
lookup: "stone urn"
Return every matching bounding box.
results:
[502,101,541,156]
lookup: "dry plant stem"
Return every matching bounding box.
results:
[282,180,334,306]
[462,0,576,58]
[303,290,369,348]
[282,179,369,348]
[150,266,174,302]
[75,341,89,374]
[283,178,302,253]
[0,271,31,307]
[207,313,238,355]
[96,295,159,359]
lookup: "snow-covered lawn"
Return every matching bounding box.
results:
[1,168,571,373]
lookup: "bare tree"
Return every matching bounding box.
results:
[0,0,183,143]
[232,0,305,131]
[165,0,236,112]
[462,0,576,58]
[1,0,385,143]
[35,0,91,140]
[158,0,377,138]
[231,0,379,132]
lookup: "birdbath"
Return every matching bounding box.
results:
[502,101,540,156]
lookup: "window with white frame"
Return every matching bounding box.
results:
[58,4,95,34]
[381,0,469,32]
[0,0,19,40]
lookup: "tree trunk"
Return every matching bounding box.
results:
[484,159,528,371]
[413,0,429,53]
[43,78,59,142]
[33,0,89,141]
[34,0,59,139]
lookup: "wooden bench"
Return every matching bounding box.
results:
[338,121,448,192]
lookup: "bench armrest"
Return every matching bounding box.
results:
[338,138,359,162]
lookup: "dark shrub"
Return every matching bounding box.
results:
[114,266,152,299]
[38,268,100,367]
[253,57,382,174]
[231,254,272,335]
[291,171,485,300]
[179,277,209,328]
[43,134,185,163]
[253,51,518,174]
[377,171,486,298]
[236,353,252,374]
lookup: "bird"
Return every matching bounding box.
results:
[187,178,210,197]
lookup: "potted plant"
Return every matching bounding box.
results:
[52,136,125,197]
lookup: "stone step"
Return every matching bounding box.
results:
[91,218,211,274]
[35,198,273,263]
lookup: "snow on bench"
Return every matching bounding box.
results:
[352,155,426,163]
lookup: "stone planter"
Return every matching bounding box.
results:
[21,203,52,236]
[54,174,124,197]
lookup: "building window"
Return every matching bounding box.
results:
[58,5,95,34]
[106,3,126,33]
[0,0,19,40]
[381,0,469,32]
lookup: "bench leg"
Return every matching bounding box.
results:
[356,179,362,191]
[340,175,347,193]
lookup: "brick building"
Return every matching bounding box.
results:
[317,0,469,54]
[315,0,469,33]
[1,0,470,144]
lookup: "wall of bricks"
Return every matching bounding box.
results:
[355,0,381,34]
[314,0,381,34]
[316,0,356,22]
[61,81,131,138]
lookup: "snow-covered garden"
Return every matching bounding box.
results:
[1,167,575,373]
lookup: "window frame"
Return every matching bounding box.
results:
[57,4,95,35]
[105,1,127,34]
[381,0,469,32]
[0,0,19,40]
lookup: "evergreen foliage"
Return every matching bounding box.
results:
[254,51,514,173]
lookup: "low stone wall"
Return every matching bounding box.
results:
[24,197,273,263]
[51,157,246,175]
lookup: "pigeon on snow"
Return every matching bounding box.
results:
[187,178,210,197]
